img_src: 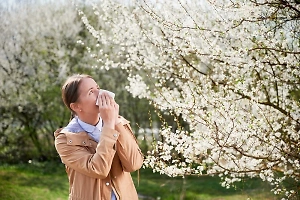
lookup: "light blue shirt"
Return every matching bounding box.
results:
[64,116,116,200]
[77,116,103,142]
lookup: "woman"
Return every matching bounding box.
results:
[54,74,144,200]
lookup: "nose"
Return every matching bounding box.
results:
[96,89,100,96]
[95,89,102,100]
[95,89,100,106]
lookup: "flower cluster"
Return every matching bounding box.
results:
[80,0,300,198]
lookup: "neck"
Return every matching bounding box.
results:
[77,113,99,126]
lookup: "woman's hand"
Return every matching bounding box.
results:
[98,93,119,129]
[114,101,121,125]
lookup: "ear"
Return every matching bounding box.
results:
[70,102,81,113]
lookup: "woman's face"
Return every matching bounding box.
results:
[76,77,100,116]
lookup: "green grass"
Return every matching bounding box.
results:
[0,162,69,200]
[0,162,276,200]
[132,169,276,200]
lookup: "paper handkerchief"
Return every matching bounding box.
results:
[96,89,115,106]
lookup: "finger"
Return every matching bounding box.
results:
[100,94,107,107]
[114,101,119,109]
[105,93,114,106]
[105,93,113,106]
[103,94,114,108]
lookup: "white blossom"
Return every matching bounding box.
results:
[80,0,300,198]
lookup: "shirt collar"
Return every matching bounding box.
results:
[76,116,102,133]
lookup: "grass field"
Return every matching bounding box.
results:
[0,161,277,200]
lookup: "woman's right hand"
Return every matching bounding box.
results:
[98,92,118,129]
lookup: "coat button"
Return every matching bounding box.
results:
[106,182,110,186]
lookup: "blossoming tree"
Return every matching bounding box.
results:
[0,0,155,162]
[0,0,97,162]
[79,0,299,198]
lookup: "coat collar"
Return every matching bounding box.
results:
[55,129,95,147]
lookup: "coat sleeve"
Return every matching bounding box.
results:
[115,117,144,172]
[54,127,119,179]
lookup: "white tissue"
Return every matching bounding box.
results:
[96,89,115,106]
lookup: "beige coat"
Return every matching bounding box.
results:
[54,117,144,200]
